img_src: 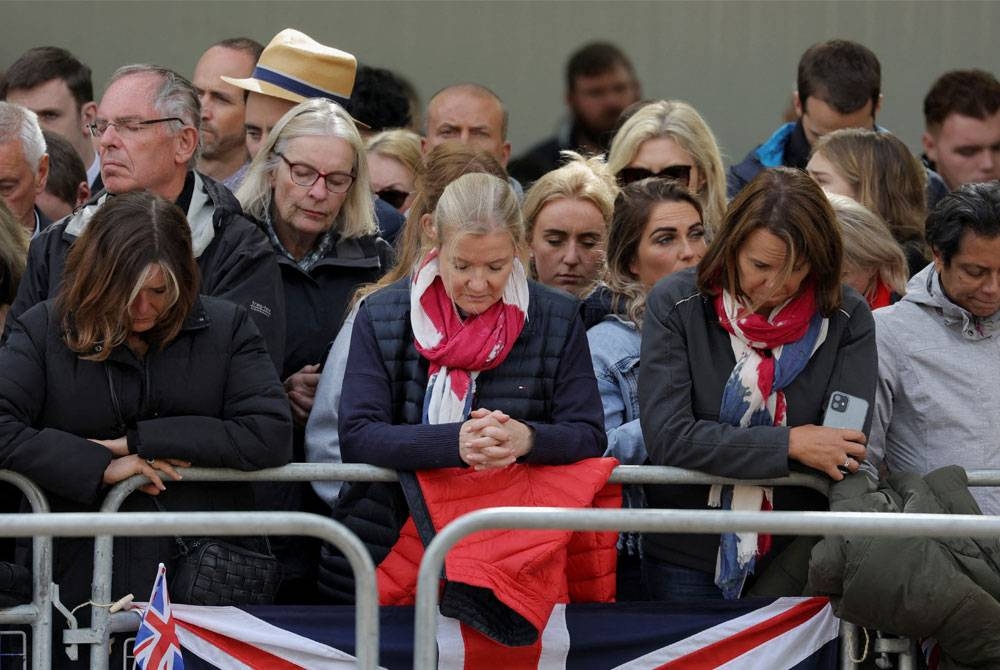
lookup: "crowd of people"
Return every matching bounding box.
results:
[0,27,999,666]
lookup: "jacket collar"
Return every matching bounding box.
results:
[62,172,217,257]
[84,296,211,363]
[904,264,1000,340]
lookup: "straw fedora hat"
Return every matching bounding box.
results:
[221,28,357,105]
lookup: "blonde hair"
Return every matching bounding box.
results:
[606,100,726,233]
[434,172,523,254]
[354,144,508,303]
[812,129,928,262]
[522,151,618,244]
[826,193,908,297]
[237,98,377,240]
[0,200,27,308]
[366,129,423,181]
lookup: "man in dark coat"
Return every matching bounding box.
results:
[10,64,285,371]
[508,42,640,187]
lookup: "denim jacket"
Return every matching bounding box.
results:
[588,316,647,555]
[587,316,645,465]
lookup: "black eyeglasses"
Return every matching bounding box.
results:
[375,188,410,211]
[617,164,693,188]
[87,117,185,137]
[277,153,355,194]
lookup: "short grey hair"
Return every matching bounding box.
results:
[107,65,200,166]
[0,101,47,170]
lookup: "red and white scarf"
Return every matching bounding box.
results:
[410,249,529,424]
[709,287,828,598]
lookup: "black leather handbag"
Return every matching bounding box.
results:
[168,535,282,606]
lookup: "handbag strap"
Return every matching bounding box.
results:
[149,495,193,555]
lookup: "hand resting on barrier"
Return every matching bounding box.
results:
[459,408,534,471]
[788,425,867,481]
[102,455,188,495]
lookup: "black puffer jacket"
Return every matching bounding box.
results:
[9,172,286,371]
[0,296,292,610]
[807,466,1000,667]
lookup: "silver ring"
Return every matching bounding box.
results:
[146,458,156,465]
[842,457,852,469]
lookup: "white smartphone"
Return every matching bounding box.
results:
[822,391,869,431]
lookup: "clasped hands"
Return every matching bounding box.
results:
[89,437,189,495]
[459,408,533,470]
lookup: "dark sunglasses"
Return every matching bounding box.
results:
[375,188,410,211]
[617,164,692,188]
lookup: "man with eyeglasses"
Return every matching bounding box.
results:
[9,64,285,373]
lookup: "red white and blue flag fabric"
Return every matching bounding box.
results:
[133,563,184,670]
[160,596,839,670]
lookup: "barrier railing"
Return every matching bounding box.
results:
[0,511,378,669]
[412,507,1000,669]
[0,471,52,670]
[19,462,1000,668]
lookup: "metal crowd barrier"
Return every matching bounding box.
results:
[0,471,52,670]
[6,463,996,669]
[0,511,378,669]
[412,507,1000,670]
[82,464,395,670]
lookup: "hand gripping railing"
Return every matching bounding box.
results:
[0,471,52,670]
[82,463,395,670]
[4,511,378,669]
[412,507,1000,670]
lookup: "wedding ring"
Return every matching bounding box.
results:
[146,458,156,465]
[842,457,852,470]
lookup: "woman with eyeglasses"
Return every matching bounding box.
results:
[237,98,392,602]
[366,129,423,215]
[606,100,727,235]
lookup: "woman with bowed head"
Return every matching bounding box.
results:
[826,193,908,310]
[606,100,727,235]
[588,178,708,599]
[237,97,391,427]
[237,98,391,600]
[305,144,508,507]
[639,168,876,601]
[0,191,291,639]
[318,172,610,617]
[806,128,930,276]
[522,152,617,300]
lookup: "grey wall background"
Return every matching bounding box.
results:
[3,1,998,165]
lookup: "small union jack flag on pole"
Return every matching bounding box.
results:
[133,563,184,670]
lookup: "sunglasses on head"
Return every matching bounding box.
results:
[375,188,410,211]
[617,164,692,188]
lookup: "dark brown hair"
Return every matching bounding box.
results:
[58,191,199,360]
[797,39,880,115]
[606,178,703,326]
[697,167,843,316]
[923,69,1000,131]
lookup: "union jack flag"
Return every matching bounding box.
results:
[133,563,184,670]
